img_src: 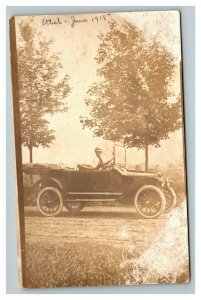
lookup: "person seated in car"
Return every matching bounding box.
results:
[94,147,104,170]
[77,147,113,171]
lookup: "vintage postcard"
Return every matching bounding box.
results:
[10,11,189,288]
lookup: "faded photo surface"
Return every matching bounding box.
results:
[11,11,189,288]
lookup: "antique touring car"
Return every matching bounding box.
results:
[23,145,177,219]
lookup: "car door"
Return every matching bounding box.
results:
[66,168,123,194]
[89,169,123,193]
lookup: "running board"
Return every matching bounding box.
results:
[64,198,116,202]
[67,192,122,195]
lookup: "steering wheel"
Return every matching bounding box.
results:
[99,158,114,170]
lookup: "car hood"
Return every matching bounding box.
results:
[114,165,156,177]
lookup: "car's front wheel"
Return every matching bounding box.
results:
[36,187,63,217]
[163,186,177,213]
[134,185,166,219]
[64,201,85,215]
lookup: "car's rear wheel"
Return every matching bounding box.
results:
[134,185,166,219]
[163,186,177,213]
[36,187,63,217]
[64,201,85,215]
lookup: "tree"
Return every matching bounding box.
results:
[80,21,182,170]
[18,19,71,162]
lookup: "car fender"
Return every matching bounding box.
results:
[35,176,66,194]
[123,175,162,196]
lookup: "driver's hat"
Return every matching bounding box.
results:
[95,147,102,153]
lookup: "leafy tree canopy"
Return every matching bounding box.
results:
[81,21,182,151]
[18,19,71,161]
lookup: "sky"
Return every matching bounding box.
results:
[15,11,184,169]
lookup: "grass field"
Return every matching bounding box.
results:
[25,240,137,288]
[24,202,189,288]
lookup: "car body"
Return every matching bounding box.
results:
[23,146,177,219]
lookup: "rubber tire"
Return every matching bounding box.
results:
[134,185,166,219]
[164,187,177,213]
[36,187,63,217]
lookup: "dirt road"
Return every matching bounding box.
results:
[23,201,187,287]
[25,205,167,253]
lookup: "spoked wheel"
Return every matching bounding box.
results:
[64,201,85,215]
[134,185,166,219]
[163,186,177,213]
[36,187,63,217]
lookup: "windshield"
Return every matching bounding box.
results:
[113,144,126,167]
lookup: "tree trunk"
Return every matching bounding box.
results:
[29,147,33,163]
[29,146,33,184]
[145,144,148,171]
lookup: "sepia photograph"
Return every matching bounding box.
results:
[10,10,190,288]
